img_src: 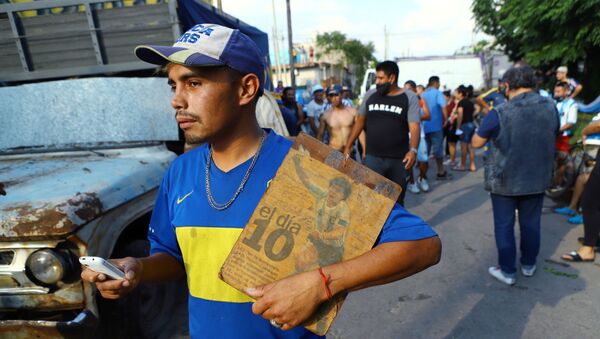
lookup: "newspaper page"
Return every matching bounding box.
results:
[219,133,401,335]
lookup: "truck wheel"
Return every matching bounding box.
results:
[97,239,188,339]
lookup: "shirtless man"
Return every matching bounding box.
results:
[317,87,365,157]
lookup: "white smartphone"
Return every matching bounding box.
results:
[79,256,125,280]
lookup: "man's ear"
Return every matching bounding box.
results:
[238,73,260,106]
[503,83,511,98]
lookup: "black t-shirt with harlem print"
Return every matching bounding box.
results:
[362,91,411,158]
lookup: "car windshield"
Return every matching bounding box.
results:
[1,77,178,153]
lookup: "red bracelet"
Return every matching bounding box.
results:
[318,267,333,300]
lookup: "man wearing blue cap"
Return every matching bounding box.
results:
[341,86,354,107]
[81,23,440,338]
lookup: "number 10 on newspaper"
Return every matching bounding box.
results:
[220,133,401,335]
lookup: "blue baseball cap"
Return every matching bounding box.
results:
[135,23,265,94]
[326,86,340,96]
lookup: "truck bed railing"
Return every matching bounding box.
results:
[0,0,181,83]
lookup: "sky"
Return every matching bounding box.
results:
[221,0,489,60]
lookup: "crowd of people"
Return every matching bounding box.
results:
[275,64,488,198]
[83,24,441,338]
[81,22,598,337]
[274,61,600,286]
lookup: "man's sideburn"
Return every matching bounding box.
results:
[171,66,244,144]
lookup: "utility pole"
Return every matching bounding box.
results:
[271,27,280,83]
[384,25,389,60]
[281,35,288,81]
[271,0,282,83]
[286,0,296,88]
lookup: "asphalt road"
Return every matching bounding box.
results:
[329,156,600,339]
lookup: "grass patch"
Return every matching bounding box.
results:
[543,266,578,279]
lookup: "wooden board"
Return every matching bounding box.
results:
[219,133,401,335]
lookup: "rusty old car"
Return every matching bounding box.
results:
[0,77,188,338]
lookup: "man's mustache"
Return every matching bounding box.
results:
[175,111,201,121]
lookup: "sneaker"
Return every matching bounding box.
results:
[553,206,577,216]
[567,214,583,224]
[417,177,429,192]
[407,182,420,194]
[443,159,457,167]
[488,266,516,285]
[547,185,565,194]
[521,265,536,277]
[436,172,452,180]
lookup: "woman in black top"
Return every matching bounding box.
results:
[446,92,459,167]
[454,86,477,171]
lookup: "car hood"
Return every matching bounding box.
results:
[0,145,175,240]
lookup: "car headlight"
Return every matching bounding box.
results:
[26,249,66,285]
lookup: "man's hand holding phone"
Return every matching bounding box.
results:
[80,257,143,299]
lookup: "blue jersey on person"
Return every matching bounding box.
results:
[476,108,501,140]
[148,130,437,339]
[479,87,506,108]
[280,105,300,136]
[586,112,600,142]
[422,87,447,134]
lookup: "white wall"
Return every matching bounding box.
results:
[397,56,486,91]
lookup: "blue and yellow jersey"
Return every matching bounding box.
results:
[479,87,506,109]
[148,130,437,338]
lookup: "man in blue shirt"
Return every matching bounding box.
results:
[422,76,450,180]
[280,87,304,136]
[477,80,506,113]
[81,24,441,338]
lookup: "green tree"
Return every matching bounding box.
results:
[472,39,491,54]
[315,31,375,94]
[472,0,600,100]
[455,39,491,55]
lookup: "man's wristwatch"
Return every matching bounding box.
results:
[409,147,418,154]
